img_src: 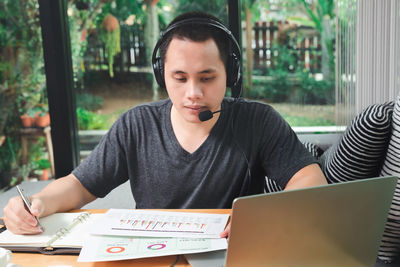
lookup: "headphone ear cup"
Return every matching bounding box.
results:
[153,57,166,88]
[226,53,240,88]
[225,54,233,88]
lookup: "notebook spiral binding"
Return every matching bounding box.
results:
[72,212,90,224]
[53,227,69,240]
[45,212,90,250]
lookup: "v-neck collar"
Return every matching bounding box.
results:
[163,100,226,161]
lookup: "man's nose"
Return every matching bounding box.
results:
[186,81,203,99]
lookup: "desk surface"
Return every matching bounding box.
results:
[10,209,231,267]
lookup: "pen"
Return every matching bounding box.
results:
[16,185,44,232]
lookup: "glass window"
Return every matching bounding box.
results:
[0,0,51,187]
[241,0,336,127]
[68,0,228,159]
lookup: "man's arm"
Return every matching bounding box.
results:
[3,174,97,234]
[284,163,327,190]
[33,173,97,216]
[220,163,327,239]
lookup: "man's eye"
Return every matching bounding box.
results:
[201,77,215,82]
[175,77,186,82]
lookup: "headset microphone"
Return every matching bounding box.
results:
[198,97,242,122]
[198,109,222,122]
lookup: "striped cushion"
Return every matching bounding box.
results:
[265,141,323,193]
[265,178,282,193]
[378,95,400,263]
[320,101,394,183]
[302,141,324,159]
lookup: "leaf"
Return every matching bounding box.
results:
[286,16,316,27]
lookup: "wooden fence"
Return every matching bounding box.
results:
[253,21,322,75]
[84,21,322,75]
[84,24,149,73]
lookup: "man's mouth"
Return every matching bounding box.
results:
[186,106,201,110]
[184,105,206,113]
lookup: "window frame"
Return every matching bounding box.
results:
[39,0,80,178]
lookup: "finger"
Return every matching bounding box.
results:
[3,210,42,235]
[220,231,228,238]
[220,223,231,238]
[30,197,44,217]
[16,199,39,227]
[3,197,42,234]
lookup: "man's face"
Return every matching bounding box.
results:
[164,37,227,124]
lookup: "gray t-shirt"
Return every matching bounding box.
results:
[73,98,316,208]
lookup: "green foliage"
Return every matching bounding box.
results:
[76,93,104,111]
[0,138,18,174]
[16,62,46,115]
[35,158,51,170]
[0,135,47,187]
[28,137,46,163]
[32,104,48,117]
[9,161,39,186]
[295,72,334,104]
[241,0,261,22]
[251,72,333,105]
[284,0,335,32]
[174,0,228,23]
[249,38,334,105]
[0,61,17,134]
[77,108,108,130]
[67,0,108,90]
[0,0,49,187]
[286,16,316,27]
[244,0,336,98]
[100,24,121,78]
[281,113,335,126]
[249,44,296,102]
[251,74,292,103]
[99,0,146,25]
[0,0,46,134]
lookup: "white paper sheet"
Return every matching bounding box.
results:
[77,235,227,262]
[89,209,230,238]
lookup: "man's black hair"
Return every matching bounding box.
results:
[159,12,229,69]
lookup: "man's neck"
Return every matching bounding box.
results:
[170,106,220,154]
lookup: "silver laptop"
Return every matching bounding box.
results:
[186,176,397,267]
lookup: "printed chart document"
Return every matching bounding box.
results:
[90,209,230,238]
[78,235,227,262]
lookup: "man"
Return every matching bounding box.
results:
[3,12,327,236]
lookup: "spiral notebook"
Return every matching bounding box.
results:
[0,212,103,255]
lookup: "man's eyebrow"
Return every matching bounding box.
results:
[199,69,216,74]
[172,70,186,74]
[171,69,217,74]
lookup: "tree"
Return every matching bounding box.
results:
[143,0,160,99]
[174,0,228,23]
[283,0,335,81]
[67,0,109,85]
[0,0,45,133]
[241,0,335,97]
[242,0,258,97]
[0,0,47,183]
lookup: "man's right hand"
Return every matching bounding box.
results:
[3,174,97,235]
[3,195,45,235]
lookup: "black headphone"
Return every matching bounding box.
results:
[151,17,242,98]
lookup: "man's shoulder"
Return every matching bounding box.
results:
[121,99,170,118]
[224,98,284,133]
[129,99,170,112]
[224,98,274,115]
[108,99,170,130]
